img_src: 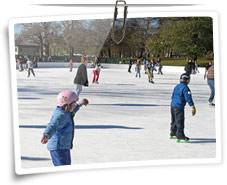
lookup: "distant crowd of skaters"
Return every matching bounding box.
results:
[16,55,37,77]
[184,57,200,75]
[128,57,163,84]
[16,54,214,108]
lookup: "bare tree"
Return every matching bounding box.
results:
[17,22,54,59]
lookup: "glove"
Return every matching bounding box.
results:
[83,98,89,106]
[80,98,89,106]
[41,134,48,144]
[192,106,196,116]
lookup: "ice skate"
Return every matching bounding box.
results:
[169,135,177,139]
[177,136,190,143]
[209,102,215,106]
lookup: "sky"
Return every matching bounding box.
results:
[14,24,24,34]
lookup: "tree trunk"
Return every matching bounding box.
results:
[40,44,43,59]
[140,48,145,58]
[69,46,74,58]
[119,48,123,58]
[39,34,44,59]
[108,47,111,58]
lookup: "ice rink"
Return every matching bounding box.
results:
[15,65,216,169]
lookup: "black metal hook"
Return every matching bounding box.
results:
[111,0,128,45]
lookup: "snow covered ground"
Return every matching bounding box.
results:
[15,65,216,170]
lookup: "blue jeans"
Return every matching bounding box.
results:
[136,70,141,78]
[75,84,82,96]
[50,149,71,166]
[207,79,215,103]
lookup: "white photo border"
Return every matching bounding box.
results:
[9,10,221,175]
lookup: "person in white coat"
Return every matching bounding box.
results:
[26,56,36,77]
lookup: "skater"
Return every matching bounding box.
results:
[143,58,148,74]
[17,56,24,71]
[184,59,193,75]
[146,60,154,83]
[194,59,199,74]
[92,62,101,84]
[204,61,215,106]
[26,56,36,77]
[151,58,157,73]
[128,57,133,73]
[135,59,141,78]
[48,55,52,62]
[69,58,74,72]
[73,56,89,96]
[33,56,38,68]
[191,60,196,74]
[41,90,89,166]
[157,57,163,75]
[16,56,20,71]
[204,61,212,79]
[170,73,196,143]
[193,55,199,74]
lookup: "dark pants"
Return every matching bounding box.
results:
[128,65,132,72]
[158,66,163,75]
[27,68,35,77]
[50,149,71,166]
[207,79,215,103]
[170,107,185,139]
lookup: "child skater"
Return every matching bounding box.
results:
[41,90,89,166]
[92,62,101,84]
[26,56,36,77]
[135,59,141,78]
[69,58,74,72]
[170,73,196,143]
[146,60,154,83]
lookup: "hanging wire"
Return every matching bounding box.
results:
[111,0,128,45]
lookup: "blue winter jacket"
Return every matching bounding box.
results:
[44,105,80,151]
[171,82,194,111]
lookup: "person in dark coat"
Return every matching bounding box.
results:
[73,56,89,96]
[128,57,133,73]
[184,60,193,75]
[157,57,163,75]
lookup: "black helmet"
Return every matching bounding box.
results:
[180,73,190,83]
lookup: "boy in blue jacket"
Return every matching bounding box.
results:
[41,90,89,166]
[170,73,196,143]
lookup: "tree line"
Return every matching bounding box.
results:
[15,17,213,61]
